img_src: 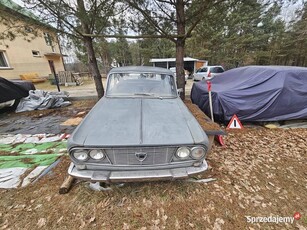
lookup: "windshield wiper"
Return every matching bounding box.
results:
[134,93,155,96]
[133,93,165,99]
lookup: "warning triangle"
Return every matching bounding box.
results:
[226,114,243,129]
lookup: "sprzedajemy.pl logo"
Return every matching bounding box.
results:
[246,212,303,224]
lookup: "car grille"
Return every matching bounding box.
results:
[105,147,176,165]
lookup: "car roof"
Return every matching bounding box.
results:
[109,66,173,75]
[198,66,224,70]
[206,65,224,68]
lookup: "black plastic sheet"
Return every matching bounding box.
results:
[0,77,35,103]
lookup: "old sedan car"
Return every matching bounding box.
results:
[67,66,209,183]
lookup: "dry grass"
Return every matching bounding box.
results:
[0,101,306,229]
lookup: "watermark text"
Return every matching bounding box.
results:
[246,216,295,224]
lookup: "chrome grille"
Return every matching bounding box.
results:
[106,147,176,165]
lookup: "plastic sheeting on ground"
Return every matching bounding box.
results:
[0,154,61,169]
[0,134,68,189]
[191,66,307,122]
[0,142,66,155]
[0,168,28,189]
[16,90,71,113]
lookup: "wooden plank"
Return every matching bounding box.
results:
[59,175,75,194]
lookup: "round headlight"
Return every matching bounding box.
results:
[89,149,105,160]
[191,147,206,159]
[73,149,88,161]
[176,147,190,159]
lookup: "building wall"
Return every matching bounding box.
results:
[152,60,204,73]
[195,61,208,70]
[0,22,65,80]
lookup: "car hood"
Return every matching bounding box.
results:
[68,97,207,148]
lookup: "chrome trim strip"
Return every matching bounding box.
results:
[68,160,208,182]
[78,160,197,170]
[140,99,143,144]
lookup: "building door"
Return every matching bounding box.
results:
[48,60,60,91]
[48,60,56,75]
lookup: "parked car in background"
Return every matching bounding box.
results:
[68,66,209,183]
[193,65,225,81]
[169,67,189,83]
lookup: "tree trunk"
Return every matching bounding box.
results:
[77,0,104,99]
[83,36,104,98]
[176,38,185,100]
[176,0,186,100]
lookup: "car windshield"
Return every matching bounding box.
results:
[106,72,177,98]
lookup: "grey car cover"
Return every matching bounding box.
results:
[191,66,307,122]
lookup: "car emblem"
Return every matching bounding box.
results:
[135,152,147,162]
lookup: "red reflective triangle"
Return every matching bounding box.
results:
[226,114,243,130]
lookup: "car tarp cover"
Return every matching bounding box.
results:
[190,66,307,122]
[0,77,35,103]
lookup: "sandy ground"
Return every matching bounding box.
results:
[0,100,306,229]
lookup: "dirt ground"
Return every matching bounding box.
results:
[0,100,306,229]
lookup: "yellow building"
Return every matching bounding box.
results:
[0,0,65,80]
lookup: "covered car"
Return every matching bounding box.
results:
[191,66,307,122]
[68,66,210,183]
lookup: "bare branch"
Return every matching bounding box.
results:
[185,0,225,39]
[124,0,176,42]
[155,0,176,6]
[32,0,84,37]
[153,0,175,22]
[59,0,77,14]
[82,33,187,39]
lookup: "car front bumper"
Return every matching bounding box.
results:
[68,160,208,183]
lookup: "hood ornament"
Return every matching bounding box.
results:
[135,152,147,162]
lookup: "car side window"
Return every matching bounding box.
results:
[199,67,207,73]
[211,67,224,73]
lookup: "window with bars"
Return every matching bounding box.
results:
[44,32,53,46]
